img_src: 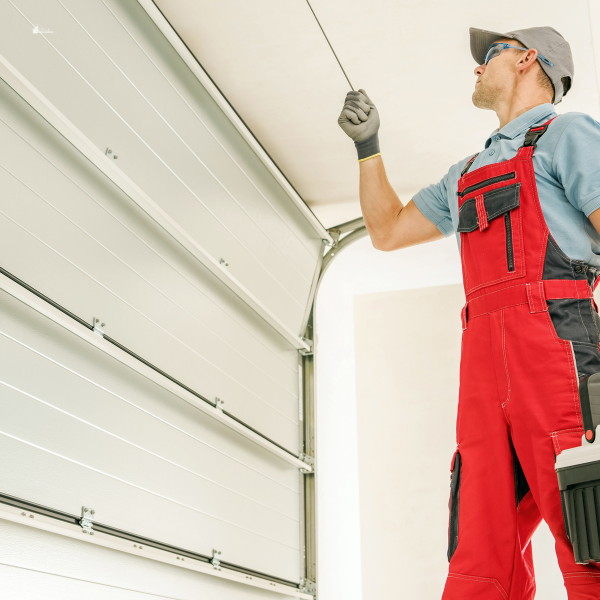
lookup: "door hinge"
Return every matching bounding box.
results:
[299,453,315,474]
[80,506,95,535]
[215,397,225,411]
[211,548,222,570]
[299,338,313,357]
[300,578,316,595]
[93,317,105,337]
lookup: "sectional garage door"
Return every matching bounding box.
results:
[0,1,324,598]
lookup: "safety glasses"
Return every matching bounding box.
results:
[484,43,554,67]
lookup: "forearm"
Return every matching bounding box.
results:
[359,155,404,249]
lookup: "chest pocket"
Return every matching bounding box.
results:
[458,181,523,293]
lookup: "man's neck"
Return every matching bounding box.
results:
[496,97,552,130]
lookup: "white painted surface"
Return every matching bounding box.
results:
[315,235,462,600]
[153,0,600,227]
[353,283,464,599]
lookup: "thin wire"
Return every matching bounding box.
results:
[305,0,354,90]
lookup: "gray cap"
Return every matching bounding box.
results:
[470,26,574,104]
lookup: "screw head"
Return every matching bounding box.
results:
[101,323,105,328]
[108,149,112,154]
[90,531,94,536]
[84,507,88,512]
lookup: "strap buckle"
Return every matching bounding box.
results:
[523,124,549,148]
[522,117,558,148]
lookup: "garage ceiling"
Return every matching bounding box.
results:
[153,0,600,229]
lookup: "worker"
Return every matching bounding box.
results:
[339,26,600,599]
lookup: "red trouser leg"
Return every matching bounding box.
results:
[442,307,600,600]
[442,313,538,599]
[503,305,600,597]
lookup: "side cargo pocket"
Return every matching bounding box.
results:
[448,449,462,562]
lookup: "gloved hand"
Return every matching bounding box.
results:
[338,89,380,161]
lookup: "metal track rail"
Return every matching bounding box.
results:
[0,492,313,598]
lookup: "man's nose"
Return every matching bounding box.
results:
[474,64,485,76]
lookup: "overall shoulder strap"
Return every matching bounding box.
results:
[522,116,559,149]
[461,153,480,176]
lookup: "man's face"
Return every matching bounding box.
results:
[472,39,518,110]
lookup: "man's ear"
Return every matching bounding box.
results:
[516,48,538,73]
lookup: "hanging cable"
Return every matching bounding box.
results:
[305,0,354,90]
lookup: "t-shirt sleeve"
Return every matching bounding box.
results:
[413,170,454,237]
[553,114,600,218]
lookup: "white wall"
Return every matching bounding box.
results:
[315,235,462,600]
[354,284,464,599]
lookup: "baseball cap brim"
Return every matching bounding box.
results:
[470,27,518,65]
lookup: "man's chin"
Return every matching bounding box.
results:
[472,89,495,110]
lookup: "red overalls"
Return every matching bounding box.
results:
[443,118,600,599]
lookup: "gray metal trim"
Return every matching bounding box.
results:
[0,491,300,588]
[299,242,325,337]
[301,215,369,590]
[320,226,368,279]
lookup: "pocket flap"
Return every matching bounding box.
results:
[458,183,521,233]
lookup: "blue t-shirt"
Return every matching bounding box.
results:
[413,104,600,268]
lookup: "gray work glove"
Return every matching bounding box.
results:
[338,89,380,161]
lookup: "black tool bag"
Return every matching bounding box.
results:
[556,373,600,563]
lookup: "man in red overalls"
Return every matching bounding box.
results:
[339,26,600,598]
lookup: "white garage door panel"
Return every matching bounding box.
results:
[1,391,298,545]
[0,436,299,582]
[0,212,299,447]
[0,213,299,449]
[1,566,174,600]
[0,520,297,600]
[0,0,323,334]
[0,291,299,497]
[0,79,300,450]
[0,338,298,520]
[0,296,300,582]
[0,79,298,389]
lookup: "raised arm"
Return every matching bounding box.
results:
[338,89,443,251]
[358,156,443,251]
